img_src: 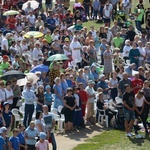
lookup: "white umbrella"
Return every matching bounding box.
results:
[22,0,39,11]
[17,73,39,86]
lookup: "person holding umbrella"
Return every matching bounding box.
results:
[22,80,37,128]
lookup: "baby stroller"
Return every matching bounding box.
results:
[114,103,125,130]
[114,10,131,28]
[73,4,87,22]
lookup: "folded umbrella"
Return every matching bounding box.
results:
[30,65,49,73]
[1,70,26,81]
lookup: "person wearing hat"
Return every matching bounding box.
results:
[35,132,49,150]
[22,80,37,128]
[32,42,43,60]
[97,74,110,100]
[35,16,44,31]
[85,80,95,125]
[44,30,52,45]
[0,55,11,72]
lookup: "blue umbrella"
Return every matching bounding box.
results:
[30,65,49,73]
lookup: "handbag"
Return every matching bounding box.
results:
[61,106,66,114]
[16,99,23,107]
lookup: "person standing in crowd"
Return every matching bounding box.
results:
[36,86,45,112]
[123,84,135,137]
[43,105,57,150]
[0,128,5,150]
[118,73,131,98]
[133,90,148,138]
[35,132,49,150]
[85,80,95,125]
[24,121,38,150]
[22,80,37,128]
[8,128,20,150]
[2,102,13,134]
[63,88,76,134]
[17,124,27,150]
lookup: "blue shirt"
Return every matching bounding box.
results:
[22,89,36,105]
[53,84,63,99]
[46,18,55,25]
[0,136,5,150]
[100,43,106,54]
[17,132,25,145]
[44,92,52,103]
[94,36,100,49]
[61,80,68,94]
[2,111,12,128]
[97,80,109,94]
[9,136,20,150]
[76,76,87,89]
[25,127,38,145]
[66,79,72,87]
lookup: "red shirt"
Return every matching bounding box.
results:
[131,79,143,94]
[7,17,16,29]
[78,90,88,104]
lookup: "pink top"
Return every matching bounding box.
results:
[35,140,49,150]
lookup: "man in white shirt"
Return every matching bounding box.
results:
[122,0,131,14]
[138,41,146,67]
[1,33,10,56]
[27,11,36,31]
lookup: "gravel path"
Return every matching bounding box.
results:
[49,125,104,150]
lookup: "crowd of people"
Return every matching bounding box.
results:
[0,0,150,149]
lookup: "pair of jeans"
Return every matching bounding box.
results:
[50,133,57,150]
[23,104,34,128]
[93,10,98,20]
[135,20,142,31]
[84,4,90,17]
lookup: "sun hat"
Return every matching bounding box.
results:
[65,37,70,42]
[0,127,7,134]
[45,85,51,90]
[88,80,95,85]
[3,102,9,107]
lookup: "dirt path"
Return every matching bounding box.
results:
[50,125,104,150]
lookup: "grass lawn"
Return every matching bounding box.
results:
[73,129,150,150]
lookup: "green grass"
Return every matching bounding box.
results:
[73,130,150,150]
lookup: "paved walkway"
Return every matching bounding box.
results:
[50,125,104,150]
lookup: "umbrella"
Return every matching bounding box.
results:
[30,65,49,73]
[22,0,39,11]
[17,73,39,86]
[24,31,44,38]
[47,54,69,61]
[1,70,26,81]
[3,10,19,16]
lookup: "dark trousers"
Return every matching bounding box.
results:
[27,144,36,150]
[50,133,57,150]
[135,20,142,32]
[84,4,90,17]
[73,110,82,127]
[111,88,118,101]
[12,97,19,109]
[23,104,34,128]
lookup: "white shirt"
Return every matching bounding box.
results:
[27,15,35,26]
[1,37,8,50]
[135,95,145,107]
[5,88,13,104]
[123,45,131,57]
[63,44,71,56]
[106,31,113,43]
[122,0,130,8]
[74,94,81,111]
[85,86,95,103]
[32,47,43,60]
[138,47,146,60]
[0,88,6,102]
[109,78,118,86]
[90,30,96,37]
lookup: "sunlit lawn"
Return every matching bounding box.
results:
[73,129,150,150]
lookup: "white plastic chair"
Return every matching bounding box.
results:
[19,103,25,117]
[12,108,23,127]
[97,108,109,127]
[57,106,65,132]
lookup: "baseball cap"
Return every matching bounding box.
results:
[39,132,46,140]
[0,127,7,134]
[3,102,9,107]
[3,55,9,59]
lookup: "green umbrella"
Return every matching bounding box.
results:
[3,10,19,16]
[47,54,70,61]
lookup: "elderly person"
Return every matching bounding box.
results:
[22,80,37,128]
[97,74,110,100]
[123,40,132,63]
[53,77,64,109]
[85,80,95,125]
[32,42,43,60]
[24,121,38,150]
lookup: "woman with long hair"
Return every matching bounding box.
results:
[63,88,76,134]
[36,86,45,112]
